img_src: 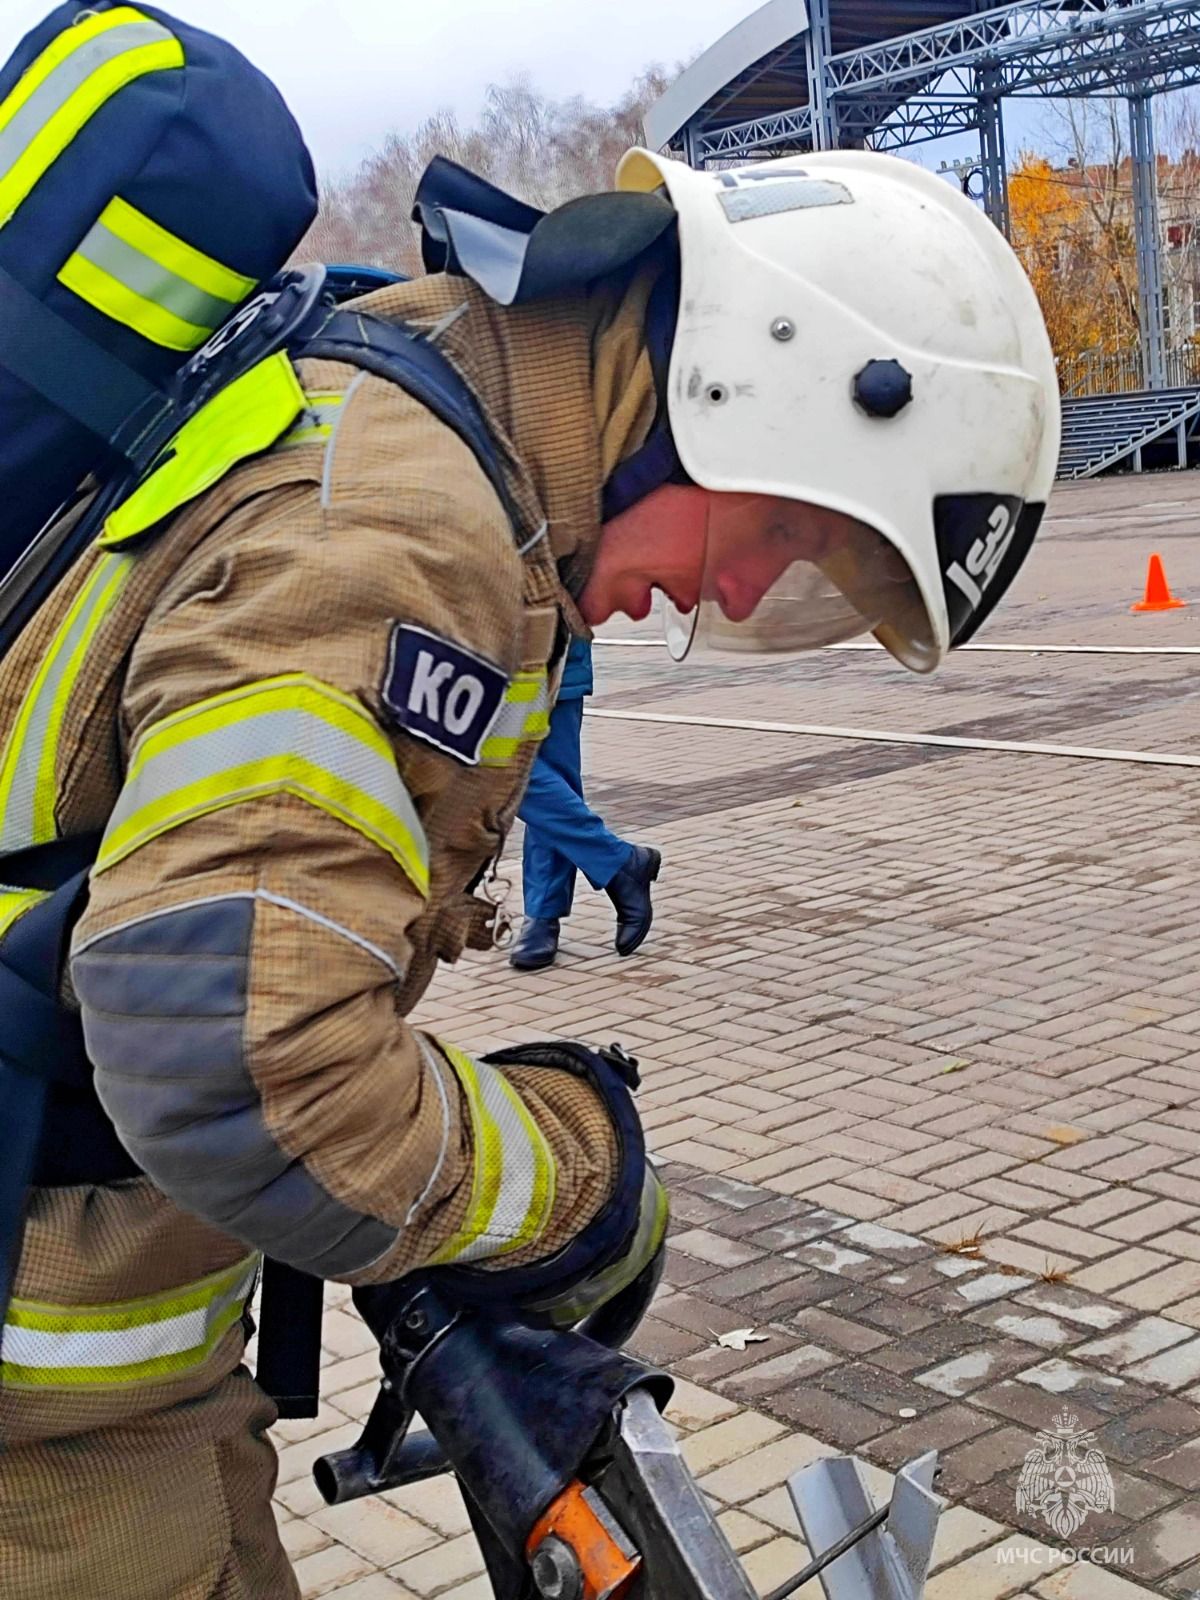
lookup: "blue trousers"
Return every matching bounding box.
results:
[518,696,631,919]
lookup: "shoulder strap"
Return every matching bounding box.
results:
[295,307,521,531]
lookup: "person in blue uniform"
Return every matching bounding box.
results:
[510,636,660,970]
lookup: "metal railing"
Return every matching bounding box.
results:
[1058,343,1200,395]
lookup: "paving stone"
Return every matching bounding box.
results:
[679,1410,787,1476]
[669,1227,767,1269]
[722,1344,839,1400]
[924,1535,1060,1599]
[1095,1396,1200,1469]
[1077,1318,1195,1369]
[940,1425,1044,1495]
[784,1237,890,1280]
[866,1403,996,1469]
[819,1359,949,1419]
[1036,1564,1183,1599]
[832,1287,943,1336]
[763,1383,888,1448]
[1013,1284,1130,1332]
[788,1306,890,1355]
[1115,1263,1200,1314]
[674,1327,805,1386]
[740,1535,808,1594]
[748,1212,855,1250]
[663,1377,742,1432]
[715,1506,779,1554]
[309,1499,438,1567]
[840,1220,933,1258]
[1099,1201,1200,1244]
[700,1254,822,1307]
[930,1505,1012,1573]
[957,1273,1038,1306]
[293,1541,376,1599]
[626,1315,709,1366]
[390,1532,483,1596]
[380,1479,473,1540]
[710,1195,812,1239]
[973,1378,1111,1436]
[1127,1501,1200,1580]
[325,1576,417,1600]
[918,1345,1035,1398]
[686,1173,780,1210]
[1074,1250,1178,1296]
[968,1305,1079,1350]
[1148,1436,1200,1490]
[1126,1336,1200,1391]
[697,1430,833,1504]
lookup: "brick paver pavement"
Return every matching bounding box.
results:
[271,474,1200,1597]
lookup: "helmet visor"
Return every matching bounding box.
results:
[662,493,937,667]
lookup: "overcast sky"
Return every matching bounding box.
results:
[6,0,767,175]
[4,0,1057,189]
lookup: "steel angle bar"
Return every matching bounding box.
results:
[784,1452,943,1600]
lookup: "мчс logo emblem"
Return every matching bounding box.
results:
[1015,1408,1115,1540]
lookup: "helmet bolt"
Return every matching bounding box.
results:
[852,358,913,419]
[705,382,729,405]
[770,317,795,342]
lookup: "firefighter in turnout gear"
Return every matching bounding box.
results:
[0,9,1058,1595]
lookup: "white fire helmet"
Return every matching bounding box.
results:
[614,147,1060,672]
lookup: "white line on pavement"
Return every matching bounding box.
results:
[594,640,1200,655]
[584,706,1200,770]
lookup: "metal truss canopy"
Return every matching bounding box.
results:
[693,0,1200,160]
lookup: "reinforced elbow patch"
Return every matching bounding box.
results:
[72,896,398,1276]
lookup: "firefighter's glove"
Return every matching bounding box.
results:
[444,1040,667,1331]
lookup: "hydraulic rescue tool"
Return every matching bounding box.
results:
[317,1266,944,1600]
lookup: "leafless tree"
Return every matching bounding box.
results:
[297,64,676,274]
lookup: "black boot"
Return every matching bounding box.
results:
[605,846,661,957]
[509,917,560,971]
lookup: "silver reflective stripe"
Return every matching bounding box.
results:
[0,19,176,183]
[432,1044,556,1265]
[0,553,132,854]
[95,675,429,892]
[74,217,236,330]
[1,1255,259,1387]
[104,707,421,854]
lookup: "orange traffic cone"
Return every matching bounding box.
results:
[1131,553,1187,613]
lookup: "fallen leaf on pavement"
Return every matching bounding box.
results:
[717,1328,769,1352]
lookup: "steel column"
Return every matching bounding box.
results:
[806,0,836,150]
[976,64,1011,236]
[1129,92,1166,389]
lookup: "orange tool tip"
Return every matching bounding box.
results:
[526,1479,641,1600]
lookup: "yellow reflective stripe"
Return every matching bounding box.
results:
[479,670,551,767]
[95,673,430,894]
[101,195,254,305]
[101,353,305,546]
[0,553,134,853]
[58,196,255,351]
[0,886,49,939]
[431,1043,556,1265]
[526,1171,670,1327]
[0,9,183,224]
[278,391,343,451]
[1,1254,258,1389]
[58,251,208,351]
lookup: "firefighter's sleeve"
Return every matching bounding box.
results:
[69,381,618,1285]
